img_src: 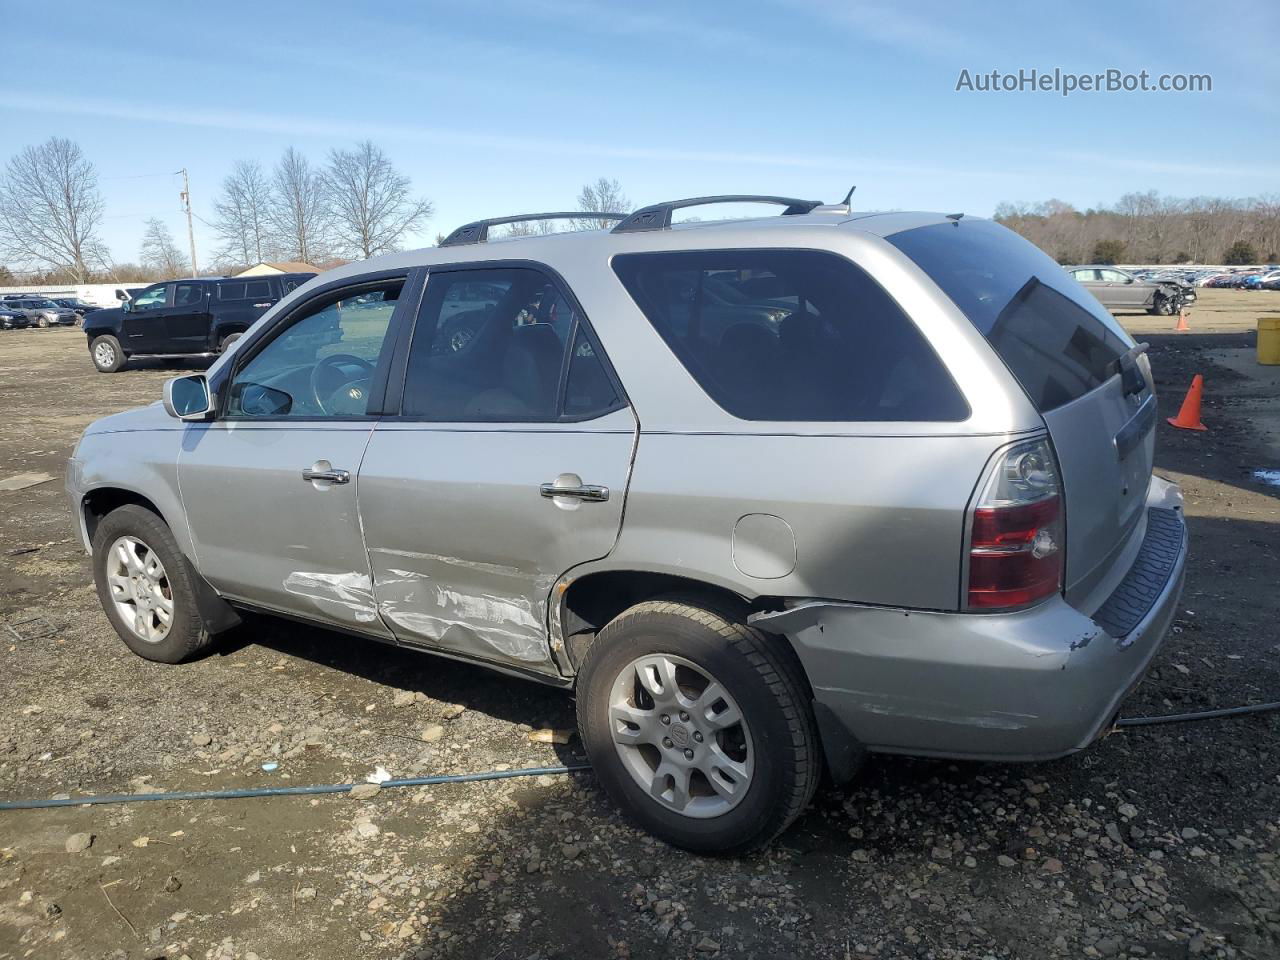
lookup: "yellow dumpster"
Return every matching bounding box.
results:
[1260,316,1280,366]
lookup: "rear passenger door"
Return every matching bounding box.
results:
[162,281,211,352]
[358,265,635,674]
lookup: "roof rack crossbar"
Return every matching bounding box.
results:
[440,212,628,247]
[611,195,822,234]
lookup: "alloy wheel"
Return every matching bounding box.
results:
[607,653,754,818]
[105,536,174,643]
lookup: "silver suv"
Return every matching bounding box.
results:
[2,296,78,327]
[67,196,1187,853]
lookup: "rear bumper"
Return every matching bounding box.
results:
[751,477,1187,763]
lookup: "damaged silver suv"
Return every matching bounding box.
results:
[68,195,1188,853]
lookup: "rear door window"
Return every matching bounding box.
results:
[612,249,967,422]
[173,283,203,306]
[399,267,622,422]
[887,220,1131,412]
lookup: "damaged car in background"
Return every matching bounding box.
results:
[1066,264,1195,315]
[67,196,1187,854]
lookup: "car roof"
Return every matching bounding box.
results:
[307,209,965,289]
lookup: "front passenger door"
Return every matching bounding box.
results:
[122,283,171,352]
[178,272,414,634]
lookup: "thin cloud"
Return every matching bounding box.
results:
[0,90,1033,181]
[1050,149,1279,181]
[770,0,978,58]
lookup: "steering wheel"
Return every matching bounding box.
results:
[310,353,375,415]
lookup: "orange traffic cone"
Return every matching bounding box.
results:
[1174,310,1190,332]
[1166,374,1208,431]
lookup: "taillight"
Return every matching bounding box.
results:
[967,437,1064,611]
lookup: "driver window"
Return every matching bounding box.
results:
[132,285,169,310]
[226,278,403,419]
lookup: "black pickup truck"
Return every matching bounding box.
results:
[83,273,314,372]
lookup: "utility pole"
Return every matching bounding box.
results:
[178,168,198,276]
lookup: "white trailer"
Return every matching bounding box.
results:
[0,282,146,308]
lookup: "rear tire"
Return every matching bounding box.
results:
[218,332,243,353]
[91,505,215,663]
[90,335,126,372]
[576,599,821,854]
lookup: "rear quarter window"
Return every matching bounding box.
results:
[887,220,1132,412]
[612,249,968,422]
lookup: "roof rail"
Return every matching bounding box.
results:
[440,212,628,247]
[611,195,822,234]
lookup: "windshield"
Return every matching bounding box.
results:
[887,219,1132,412]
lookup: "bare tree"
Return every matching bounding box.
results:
[323,141,433,259]
[213,160,273,268]
[269,147,331,265]
[499,219,559,238]
[576,177,630,229]
[996,192,1280,265]
[139,218,186,278]
[0,137,106,281]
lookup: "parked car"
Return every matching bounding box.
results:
[68,199,1186,853]
[0,305,31,329]
[51,297,100,317]
[81,273,315,372]
[1065,265,1194,314]
[0,296,78,327]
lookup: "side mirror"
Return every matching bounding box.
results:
[122,299,133,313]
[163,375,213,421]
[230,382,293,417]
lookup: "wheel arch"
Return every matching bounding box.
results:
[82,485,241,634]
[82,486,172,547]
[554,567,866,783]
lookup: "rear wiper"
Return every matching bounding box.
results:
[1113,342,1150,397]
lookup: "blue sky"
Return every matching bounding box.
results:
[2,0,1276,266]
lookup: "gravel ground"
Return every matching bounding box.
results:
[1,292,1278,959]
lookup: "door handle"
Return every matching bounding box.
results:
[540,482,609,502]
[302,467,350,484]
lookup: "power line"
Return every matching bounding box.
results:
[101,171,181,181]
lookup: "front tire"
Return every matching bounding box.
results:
[90,335,126,372]
[576,600,821,854]
[1150,293,1176,316]
[92,505,215,663]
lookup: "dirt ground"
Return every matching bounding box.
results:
[1,289,1278,960]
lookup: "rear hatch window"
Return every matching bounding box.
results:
[612,249,968,422]
[887,220,1132,412]
[891,219,1154,602]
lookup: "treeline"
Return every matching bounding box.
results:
[0,135,631,285]
[0,138,433,283]
[995,192,1280,265]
